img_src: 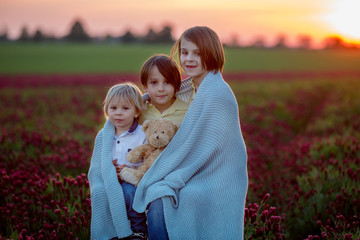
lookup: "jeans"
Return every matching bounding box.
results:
[147,198,169,240]
[121,182,147,234]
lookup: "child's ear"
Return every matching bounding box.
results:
[174,121,180,131]
[135,110,140,119]
[170,120,180,131]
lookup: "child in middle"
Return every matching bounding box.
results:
[117,54,192,187]
[139,54,193,125]
[119,54,193,239]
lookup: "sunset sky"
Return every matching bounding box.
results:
[1,0,359,48]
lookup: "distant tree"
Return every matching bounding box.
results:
[32,28,44,42]
[156,25,173,43]
[45,33,57,42]
[0,26,7,41]
[297,34,313,50]
[272,33,287,48]
[120,29,137,43]
[347,42,360,50]
[143,25,174,44]
[103,33,116,43]
[143,27,157,43]
[65,19,91,42]
[250,36,266,48]
[323,36,347,49]
[18,25,30,41]
[230,34,240,47]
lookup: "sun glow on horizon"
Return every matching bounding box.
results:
[324,0,360,43]
[1,0,360,47]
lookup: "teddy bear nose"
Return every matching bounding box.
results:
[156,136,159,139]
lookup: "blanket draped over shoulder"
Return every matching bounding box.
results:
[133,71,248,239]
[88,119,132,240]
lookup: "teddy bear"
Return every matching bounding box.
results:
[120,118,179,186]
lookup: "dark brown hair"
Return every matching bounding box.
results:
[140,54,181,93]
[171,26,225,73]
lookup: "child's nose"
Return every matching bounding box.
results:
[187,53,195,60]
[158,83,164,90]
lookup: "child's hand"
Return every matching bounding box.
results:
[115,164,126,173]
[115,164,127,182]
[112,159,118,166]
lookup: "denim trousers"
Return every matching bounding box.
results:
[122,182,169,239]
[147,198,169,240]
[121,182,147,234]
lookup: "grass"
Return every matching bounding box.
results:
[225,47,360,72]
[1,42,360,74]
[0,43,172,74]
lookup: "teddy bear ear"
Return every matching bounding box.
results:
[142,120,152,131]
[170,120,181,131]
[175,121,181,130]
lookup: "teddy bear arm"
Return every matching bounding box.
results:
[126,144,151,163]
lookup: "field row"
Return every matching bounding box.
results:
[1,75,360,239]
[1,71,360,89]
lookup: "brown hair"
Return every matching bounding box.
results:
[171,26,225,73]
[103,82,145,119]
[140,54,181,93]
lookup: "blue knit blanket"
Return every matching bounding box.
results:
[133,71,248,239]
[88,119,133,239]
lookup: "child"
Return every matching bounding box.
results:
[132,26,248,240]
[139,54,192,124]
[88,83,148,240]
[121,54,193,240]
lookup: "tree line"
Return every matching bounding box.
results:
[0,19,359,50]
[0,19,174,45]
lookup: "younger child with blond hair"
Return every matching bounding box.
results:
[88,83,148,240]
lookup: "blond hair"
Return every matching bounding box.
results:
[103,82,145,118]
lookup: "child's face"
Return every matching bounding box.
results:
[180,38,208,83]
[107,96,139,136]
[143,66,176,113]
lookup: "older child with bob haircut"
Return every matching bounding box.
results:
[88,83,148,240]
[139,54,192,124]
[132,26,248,240]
